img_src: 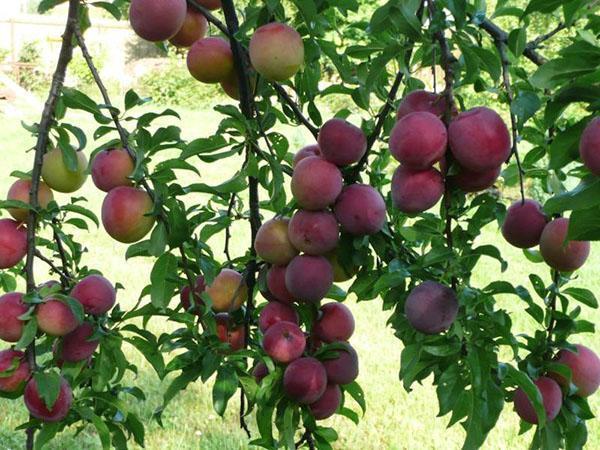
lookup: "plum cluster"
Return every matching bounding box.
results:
[129,0,305,99]
[0,275,116,422]
[389,90,510,214]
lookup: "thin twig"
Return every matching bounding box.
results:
[526,22,566,51]
[477,18,546,66]
[24,2,80,448]
[545,269,561,356]
[272,83,319,138]
[34,250,71,284]
[52,219,72,288]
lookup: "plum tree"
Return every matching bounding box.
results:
[254,217,298,266]
[70,274,116,316]
[101,186,155,243]
[90,148,134,193]
[391,166,444,213]
[258,301,299,332]
[309,384,341,420]
[41,147,88,193]
[24,376,73,422]
[322,342,359,385]
[36,298,80,337]
[0,292,28,342]
[448,107,511,172]
[552,344,600,397]
[180,275,206,312]
[288,209,339,255]
[513,377,563,425]
[187,37,234,83]
[0,350,30,393]
[404,281,458,334]
[266,265,295,304]
[283,357,327,404]
[334,184,386,235]
[129,0,187,42]
[169,7,208,48]
[262,321,306,363]
[539,218,590,272]
[215,313,245,351]
[580,117,600,176]
[0,219,27,269]
[206,269,248,312]
[249,23,304,81]
[57,322,100,363]
[293,145,321,167]
[291,156,343,210]
[502,199,548,249]
[396,89,447,120]
[318,118,367,167]
[389,112,447,170]
[6,179,54,222]
[285,255,333,303]
[313,302,355,343]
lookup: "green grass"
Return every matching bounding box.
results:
[0,101,598,450]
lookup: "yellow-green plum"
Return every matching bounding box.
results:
[129,0,186,42]
[187,37,234,83]
[254,217,298,265]
[206,269,248,312]
[41,147,88,193]
[249,22,304,81]
[6,179,54,222]
[101,187,155,243]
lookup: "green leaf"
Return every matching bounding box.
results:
[511,91,541,130]
[212,365,238,416]
[150,253,178,308]
[568,207,600,240]
[508,27,527,57]
[33,422,60,450]
[15,317,37,350]
[62,204,99,227]
[33,372,62,411]
[502,364,547,427]
[544,177,600,214]
[344,381,366,414]
[74,406,111,450]
[562,287,598,308]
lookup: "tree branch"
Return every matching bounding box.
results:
[24,3,80,448]
[526,22,566,52]
[477,18,546,66]
[34,250,71,284]
[271,83,319,138]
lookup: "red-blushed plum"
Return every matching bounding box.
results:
[323,342,359,385]
[129,0,186,42]
[58,322,99,363]
[180,275,206,313]
[220,72,240,100]
[318,118,367,167]
[283,357,327,404]
[285,255,333,303]
[254,217,298,266]
[449,165,501,192]
[391,166,444,214]
[0,292,28,342]
[291,157,343,210]
[293,145,321,167]
[24,376,73,422]
[196,0,221,9]
[36,298,80,337]
[267,265,295,304]
[187,37,234,83]
[262,321,306,363]
[0,219,27,270]
[101,186,155,243]
[0,219,27,269]
[502,199,548,249]
[6,179,54,222]
[389,112,447,170]
[253,361,269,383]
[404,281,458,334]
[0,350,30,393]
[70,274,116,316]
[206,269,248,312]
[91,148,134,192]
[41,147,88,193]
[539,218,590,272]
[215,313,245,351]
[259,301,299,332]
[309,384,341,420]
[551,344,600,397]
[448,107,511,172]
[579,117,600,176]
[313,302,355,343]
[288,210,339,255]
[513,377,562,424]
[334,184,386,235]
[169,7,208,48]
[396,90,447,121]
[326,249,358,283]
[249,23,304,81]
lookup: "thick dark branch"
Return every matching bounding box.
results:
[527,22,566,51]
[545,269,561,355]
[478,18,545,66]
